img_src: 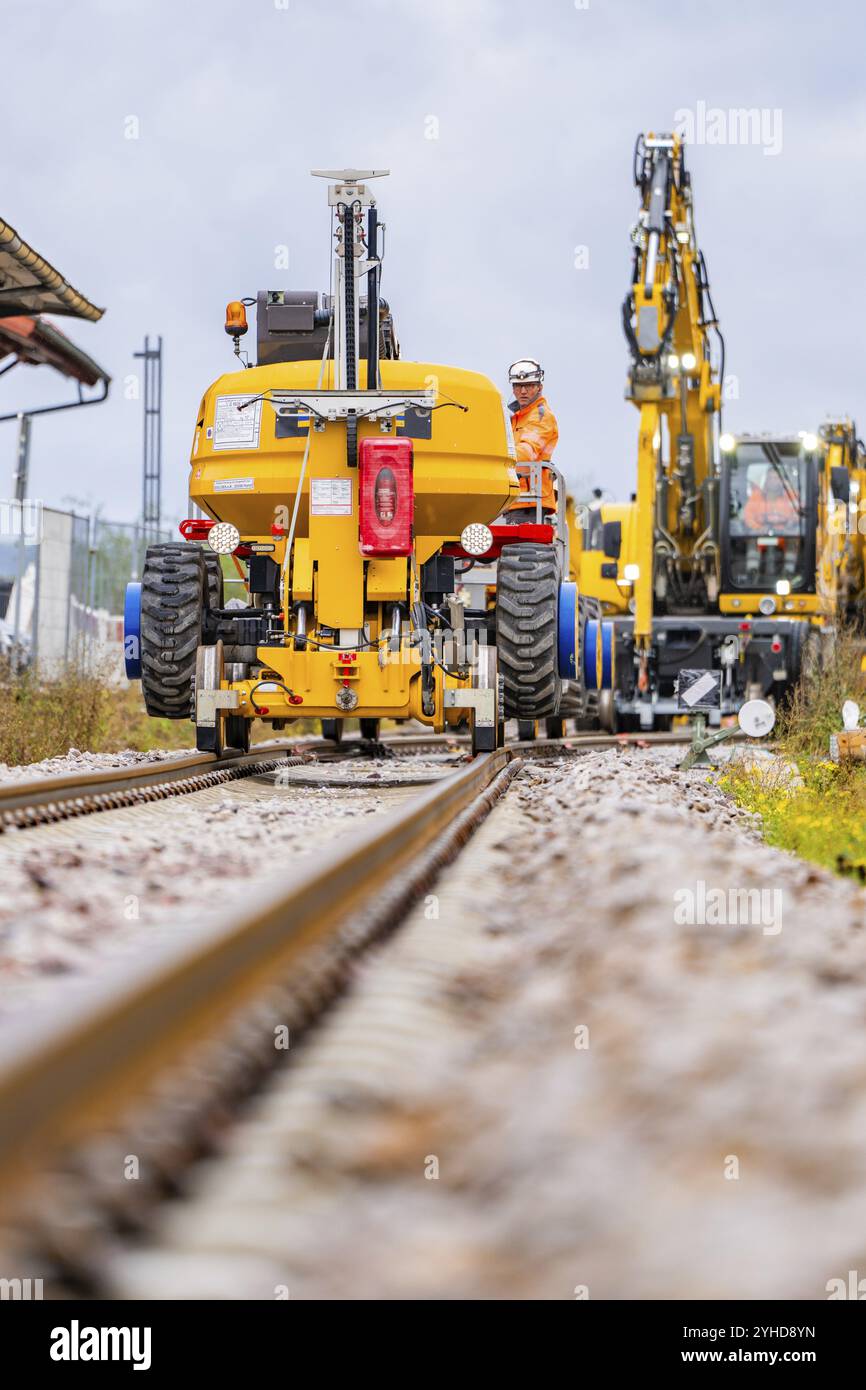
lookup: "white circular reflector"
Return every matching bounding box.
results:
[461,523,494,556]
[208,522,241,555]
[758,596,776,615]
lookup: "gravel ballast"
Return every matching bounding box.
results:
[0,746,194,785]
[0,762,448,1015]
[103,746,866,1300]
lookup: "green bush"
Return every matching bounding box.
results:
[0,661,113,766]
[718,624,866,878]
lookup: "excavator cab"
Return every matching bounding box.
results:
[720,436,817,598]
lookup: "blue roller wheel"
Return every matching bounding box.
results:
[600,619,615,690]
[557,581,578,680]
[583,618,603,692]
[124,581,142,680]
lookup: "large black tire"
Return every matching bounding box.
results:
[140,544,206,719]
[496,543,562,718]
[203,550,224,610]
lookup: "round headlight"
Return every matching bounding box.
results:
[208,522,241,555]
[719,432,736,453]
[758,596,776,615]
[460,523,494,557]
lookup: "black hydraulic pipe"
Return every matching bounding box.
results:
[343,206,356,392]
[366,206,379,389]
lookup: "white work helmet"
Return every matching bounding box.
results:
[508,357,544,385]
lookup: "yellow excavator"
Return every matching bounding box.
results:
[612,131,725,728]
[575,135,866,733]
[581,134,866,729]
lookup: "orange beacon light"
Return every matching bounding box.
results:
[225,300,248,337]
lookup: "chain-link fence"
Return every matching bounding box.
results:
[0,505,171,676]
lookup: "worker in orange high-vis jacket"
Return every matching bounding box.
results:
[742,469,799,532]
[506,358,559,516]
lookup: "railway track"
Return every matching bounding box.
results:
[0,724,736,1290]
[0,725,705,830]
[0,735,468,832]
[0,743,522,1286]
[0,745,302,830]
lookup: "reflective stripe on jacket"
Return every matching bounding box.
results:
[509,394,559,461]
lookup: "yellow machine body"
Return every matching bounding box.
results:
[189,358,516,726]
[572,499,640,616]
[808,422,866,623]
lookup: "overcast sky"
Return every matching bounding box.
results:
[3,0,865,525]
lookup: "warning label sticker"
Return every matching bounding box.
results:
[213,395,262,450]
[311,478,353,516]
[214,477,254,491]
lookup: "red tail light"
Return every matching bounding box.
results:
[359,438,414,557]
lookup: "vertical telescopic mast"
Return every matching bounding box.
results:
[269,172,432,470]
[310,169,389,391]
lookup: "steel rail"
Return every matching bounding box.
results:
[0,741,300,816]
[0,734,465,824]
[0,748,515,1225]
[0,727,738,831]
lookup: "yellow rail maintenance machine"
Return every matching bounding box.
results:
[124,170,606,753]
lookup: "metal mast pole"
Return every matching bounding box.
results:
[10,412,31,671]
[134,336,162,541]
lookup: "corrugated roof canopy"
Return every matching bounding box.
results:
[0,216,104,322]
[0,316,108,386]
